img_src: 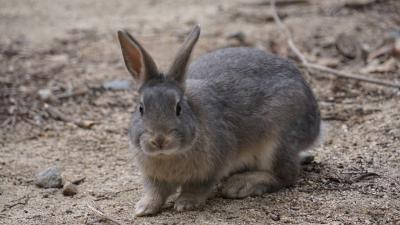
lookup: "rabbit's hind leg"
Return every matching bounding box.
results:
[221,143,300,199]
[221,170,280,199]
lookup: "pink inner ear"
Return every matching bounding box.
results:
[125,44,143,75]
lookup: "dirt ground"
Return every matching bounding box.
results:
[1,0,400,224]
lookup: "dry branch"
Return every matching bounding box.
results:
[44,104,96,129]
[270,0,400,89]
[86,202,124,225]
[1,195,30,212]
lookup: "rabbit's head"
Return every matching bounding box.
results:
[118,26,200,157]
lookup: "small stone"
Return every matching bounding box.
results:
[335,33,361,59]
[36,166,63,189]
[38,89,52,101]
[300,151,315,165]
[65,209,73,214]
[62,183,78,196]
[270,213,280,221]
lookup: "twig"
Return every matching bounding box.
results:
[0,117,12,127]
[55,89,89,100]
[1,195,30,212]
[114,188,137,195]
[44,104,96,129]
[94,188,137,201]
[247,0,309,7]
[86,202,124,225]
[352,172,380,182]
[270,0,400,89]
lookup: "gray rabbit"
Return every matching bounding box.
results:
[117,25,320,216]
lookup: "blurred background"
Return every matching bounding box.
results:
[1,0,399,224]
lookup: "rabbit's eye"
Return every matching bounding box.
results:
[176,102,181,116]
[139,104,144,116]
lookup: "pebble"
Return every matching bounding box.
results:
[300,151,315,165]
[270,213,280,221]
[38,89,52,101]
[65,209,73,214]
[62,182,78,196]
[35,166,63,188]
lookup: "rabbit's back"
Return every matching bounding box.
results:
[187,47,320,152]
[188,47,303,81]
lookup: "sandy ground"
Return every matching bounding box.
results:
[1,0,400,224]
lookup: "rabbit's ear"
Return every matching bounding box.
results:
[118,30,159,85]
[167,25,200,86]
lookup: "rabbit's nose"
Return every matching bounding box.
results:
[150,136,166,149]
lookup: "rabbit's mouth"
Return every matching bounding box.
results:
[135,128,197,157]
[139,138,182,157]
[139,139,195,157]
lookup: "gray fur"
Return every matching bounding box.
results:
[118,26,320,216]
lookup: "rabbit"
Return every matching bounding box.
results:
[117,25,320,216]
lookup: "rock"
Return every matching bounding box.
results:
[388,128,400,138]
[335,33,361,59]
[36,166,63,189]
[270,213,280,221]
[300,151,315,165]
[62,183,78,196]
[38,89,52,101]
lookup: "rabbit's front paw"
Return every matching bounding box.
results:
[135,196,163,216]
[174,193,205,211]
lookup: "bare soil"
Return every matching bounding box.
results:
[1,0,399,224]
